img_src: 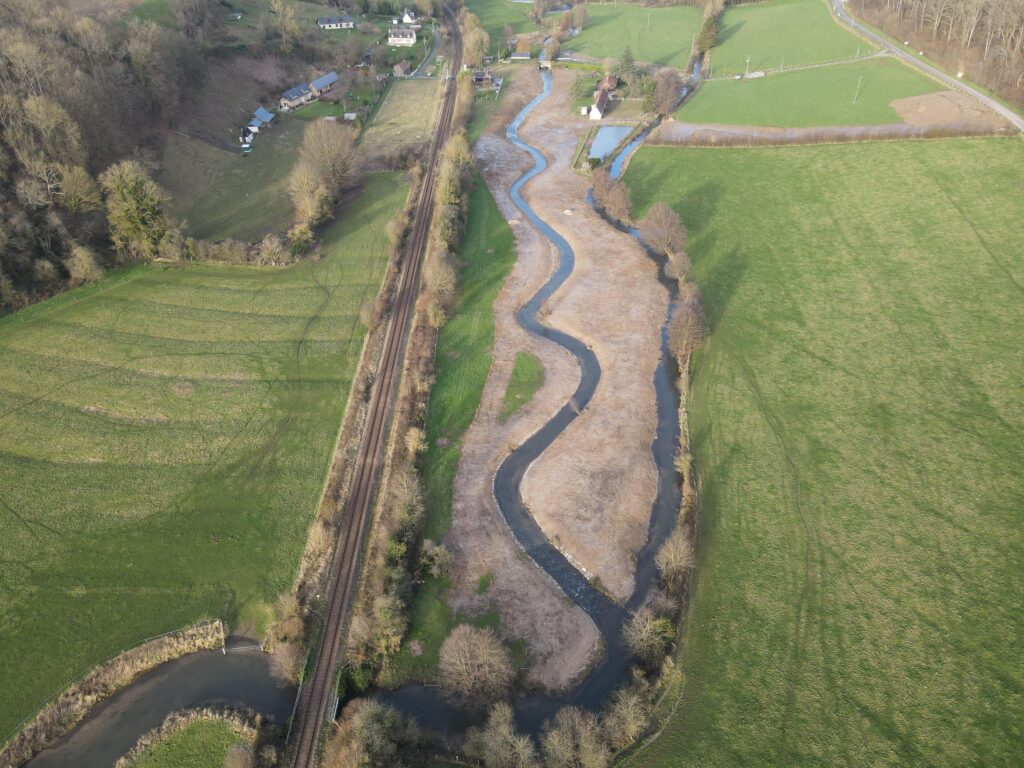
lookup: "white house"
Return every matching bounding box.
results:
[590,88,609,120]
[388,26,417,47]
[317,15,354,30]
[402,8,417,23]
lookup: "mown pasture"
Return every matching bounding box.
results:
[710,0,873,76]
[379,174,517,686]
[361,79,440,150]
[0,173,408,738]
[679,58,939,127]
[159,115,303,241]
[622,138,1023,766]
[130,720,247,768]
[464,0,535,55]
[563,4,702,69]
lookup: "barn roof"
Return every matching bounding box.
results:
[593,88,609,112]
[310,71,340,90]
[282,83,311,101]
[254,107,275,123]
[317,15,353,25]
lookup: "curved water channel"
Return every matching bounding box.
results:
[23,65,688,766]
[383,65,683,736]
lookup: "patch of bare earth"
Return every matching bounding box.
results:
[516,70,667,603]
[447,72,599,691]
[891,89,1007,126]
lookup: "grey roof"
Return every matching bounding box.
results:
[389,27,416,37]
[310,71,340,91]
[509,52,531,59]
[254,107,275,123]
[317,15,353,25]
[248,118,262,127]
[282,83,311,101]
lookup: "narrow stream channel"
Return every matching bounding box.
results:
[382,63,682,737]
[22,64,692,767]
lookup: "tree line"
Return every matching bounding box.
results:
[859,0,1024,105]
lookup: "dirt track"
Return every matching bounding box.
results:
[446,68,667,687]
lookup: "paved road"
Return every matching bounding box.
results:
[830,0,1024,132]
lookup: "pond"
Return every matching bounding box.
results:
[587,125,633,160]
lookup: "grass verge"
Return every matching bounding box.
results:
[0,173,408,738]
[378,173,516,686]
[128,719,245,768]
[622,138,1023,766]
[361,79,440,150]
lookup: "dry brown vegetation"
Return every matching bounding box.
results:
[0,621,223,768]
[439,624,515,708]
[323,698,422,768]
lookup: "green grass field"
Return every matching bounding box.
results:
[622,138,1023,766]
[130,720,246,768]
[711,0,874,76]
[132,0,175,27]
[465,0,535,55]
[499,351,543,422]
[361,79,439,150]
[564,4,702,69]
[159,116,304,241]
[379,174,516,686]
[0,173,408,738]
[679,58,939,127]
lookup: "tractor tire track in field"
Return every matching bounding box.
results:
[723,340,817,755]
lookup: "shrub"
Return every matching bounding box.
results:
[540,706,610,768]
[439,624,514,708]
[464,702,538,768]
[623,607,675,669]
[656,527,695,595]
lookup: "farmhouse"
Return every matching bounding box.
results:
[317,15,354,30]
[310,71,340,96]
[590,88,609,120]
[508,52,531,62]
[388,26,416,46]
[280,82,312,109]
[394,60,412,78]
[402,8,417,23]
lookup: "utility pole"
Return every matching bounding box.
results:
[745,55,750,76]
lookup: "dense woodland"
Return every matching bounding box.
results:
[859,0,1024,106]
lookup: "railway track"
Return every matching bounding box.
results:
[286,7,463,767]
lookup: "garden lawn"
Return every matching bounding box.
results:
[130,720,246,768]
[0,173,408,738]
[564,4,702,69]
[622,138,1024,767]
[711,0,873,76]
[159,115,304,241]
[678,58,939,127]
[361,79,439,150]
[379,174,516,685]
[465,0,535,55]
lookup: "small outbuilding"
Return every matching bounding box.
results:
[598,73,618,92]
[317,15,354,30]
[393,60,412,78]
[254,106,275,125]
[509,52,531,62]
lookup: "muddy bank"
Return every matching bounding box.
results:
[516,69,667,603]
[448,69,601,690]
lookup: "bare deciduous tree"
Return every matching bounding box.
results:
[541,706,610,768]
[464,702,538,768]
[602,687,650,750]
[439,624,514,708]
[623,607,675,668]
[668,283,705,367]
[639,202,689,277]
[653,68,683,115]
[656,528,695,594]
